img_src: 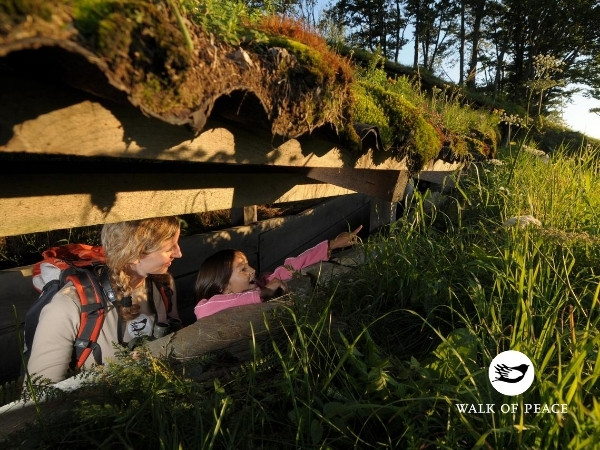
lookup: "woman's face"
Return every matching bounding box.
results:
[224,251,256,294]
[132,229,182,277]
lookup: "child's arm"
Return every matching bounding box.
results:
[194,290,262,320]
[328,225,363,254]
[267,241,329,282]
[259,278,288,299]
[267,225,363,282]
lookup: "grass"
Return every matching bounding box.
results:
[5,139,600,448]
[352,57,500,165]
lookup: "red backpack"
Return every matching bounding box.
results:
[26,244,172,370]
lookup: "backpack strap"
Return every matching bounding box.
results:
[95,264,118,305]
[148,275,174,315]
[65,268,108,370]
[158,283,174,315]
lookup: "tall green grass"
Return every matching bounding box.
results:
[327,141,600,448]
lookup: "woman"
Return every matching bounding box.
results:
[26,216,182,383]
[194,226,362,319]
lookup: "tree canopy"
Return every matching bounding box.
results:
[280,0,600,114]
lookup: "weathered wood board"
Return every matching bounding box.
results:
[0,169,354,237]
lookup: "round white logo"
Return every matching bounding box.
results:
[488,350,534,396]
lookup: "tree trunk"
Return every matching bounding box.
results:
[459,0,465,85]
[466,0,485,89]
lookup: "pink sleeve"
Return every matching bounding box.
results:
[194,290,262,320]
[267,240,329,282]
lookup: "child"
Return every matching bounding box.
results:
[194,225,362,319]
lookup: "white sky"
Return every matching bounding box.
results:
[562,92,600,140]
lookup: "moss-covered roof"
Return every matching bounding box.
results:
[0,0,498,171]
[2,1,354,136]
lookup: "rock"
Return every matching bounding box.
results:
[503,215,542,228]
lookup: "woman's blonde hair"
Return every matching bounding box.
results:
[101,216,180,319]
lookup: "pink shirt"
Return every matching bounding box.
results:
[194,240,329,320]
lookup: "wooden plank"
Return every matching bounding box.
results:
[0,71,403,170]
[230,206,257,225]
[258,194,370,272]
[369,199,398,231]
[146,299,290,361]
[0,169,354,237]
[304,167,410,202]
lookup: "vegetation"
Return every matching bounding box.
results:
[5,1,598,168]
[4,140,600,448]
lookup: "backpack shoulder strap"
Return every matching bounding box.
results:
[65,267,108,370]
[149,275,174,315]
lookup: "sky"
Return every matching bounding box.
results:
[312,1,600,141]
[561,92,600,140]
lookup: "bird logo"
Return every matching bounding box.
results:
[488,351,534,396]
[492,363,529,383]
[127,314,152,337]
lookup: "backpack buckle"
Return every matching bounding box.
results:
[74,338,91,349]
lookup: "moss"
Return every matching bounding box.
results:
[356,81,441,171]
[450,136,469,156]
[265,36,330,87]
[351,82,394,146]
[96,11,134,58]
[464,135,486,157]
[0,0,53,21]
[72,0,193,114]
[73,1,191,71]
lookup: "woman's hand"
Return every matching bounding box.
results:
[329,225,363,251]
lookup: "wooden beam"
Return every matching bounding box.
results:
[230,206,257,225]
[369,198,398,232]
[304,167,409,202]
[0,170,354,236]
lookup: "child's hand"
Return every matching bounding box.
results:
[260,278,288,300]
[329,225,363,251]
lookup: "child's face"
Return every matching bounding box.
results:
[224,252,256,294]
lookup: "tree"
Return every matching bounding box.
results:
[323,0,409,61]
[499,0,600,110]
[419,0,461,73]
[464,0,485,88]
[321,0,600,113]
